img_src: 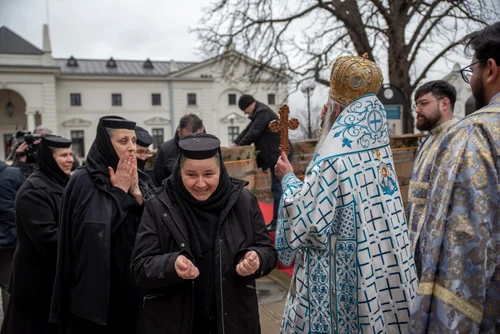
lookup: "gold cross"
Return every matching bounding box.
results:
[269,104,300,154]
[374,149,382,161]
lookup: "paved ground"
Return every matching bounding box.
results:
[257,275,288,334]
[0,275,288,332]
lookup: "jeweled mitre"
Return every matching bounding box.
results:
[329,53,383,105]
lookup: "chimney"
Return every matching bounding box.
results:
[170,59,178,72]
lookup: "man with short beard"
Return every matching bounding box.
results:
[408,22,500,333]
[406,80,458,277]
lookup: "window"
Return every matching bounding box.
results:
[228,94,236,105]
[106,57,117,68]
[70,93,81,106]
[143,58,154,69]
[267,94,276,105]
[187,93,197,106]
[71,130,85,157]
[152,93,161,106]
[152,128,164,149]
[67,56,78,67]
[228,126,240,144]
[112,93,122,106]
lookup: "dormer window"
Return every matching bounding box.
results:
[143,58,154,69]
[67,56,78,67]
[106,57,117,68]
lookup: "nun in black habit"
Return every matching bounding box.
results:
[1,135,73,334]
[132,133,277,334]
[49,116,151,334]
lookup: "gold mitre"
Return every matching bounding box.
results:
[328,53,383,105]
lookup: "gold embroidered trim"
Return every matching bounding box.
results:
[418,283,483,324]
[418,282,434,295]
[408,195,426,205]
[409,181,430,190]
[411,208,427,252]
[474,107,500,114]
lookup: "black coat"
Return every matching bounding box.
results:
[49,167,151,327]
[0,161,24,250]
[1,170,63,334]
[131,179,277,334]
[152,135,179,186]
[234,102,289,170]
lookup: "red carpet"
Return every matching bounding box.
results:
[258,201,294,277]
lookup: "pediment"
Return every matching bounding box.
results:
[62,117,92,127]
[220,112,248,124]
[144,116,171,125]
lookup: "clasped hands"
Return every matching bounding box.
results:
[175,251,260,279]
[108,154,143,204]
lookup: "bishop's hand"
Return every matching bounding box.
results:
[275,152,294,181]
[175,255,199,280]
[236,251,260,277]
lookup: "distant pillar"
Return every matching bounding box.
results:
[26,109,36,132]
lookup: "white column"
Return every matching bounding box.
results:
[26,109,36,132]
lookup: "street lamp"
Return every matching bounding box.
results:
[5,90,15,118]
[300,82,316,139]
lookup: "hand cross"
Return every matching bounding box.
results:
[269,104,299,154]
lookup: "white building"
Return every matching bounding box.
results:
[0,25,290,160]
[442,62,475,119]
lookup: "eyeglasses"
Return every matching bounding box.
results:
[412,98,442,110]
[460,59,485,83]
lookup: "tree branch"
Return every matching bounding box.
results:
[411,40,463,90]
[407,0,443,53]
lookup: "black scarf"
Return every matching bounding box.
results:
[37,140,69,187]
[85,118,121,184]
[137,158,147,172]
[166,149,232,324]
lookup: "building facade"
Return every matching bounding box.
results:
[0,25,290,160]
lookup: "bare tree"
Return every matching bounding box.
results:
[194,0,498,132]
[291,105,323,140]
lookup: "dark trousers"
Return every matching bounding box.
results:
[269,151,294,222]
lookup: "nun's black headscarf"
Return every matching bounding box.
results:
[165,133,232,323]
[85,116,136,183]
[37,135,72,186]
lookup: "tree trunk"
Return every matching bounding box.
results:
[387,10,414,134]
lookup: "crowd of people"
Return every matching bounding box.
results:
[0,22,498,334]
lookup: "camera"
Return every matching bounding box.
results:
[6,130,42,164]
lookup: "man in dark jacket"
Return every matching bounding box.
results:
[49,116,151,333]
[152,113,204,186]
[0,162,24,319]
[233,94,293,230]
[135,126,154,179]
[1,135,73,334]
